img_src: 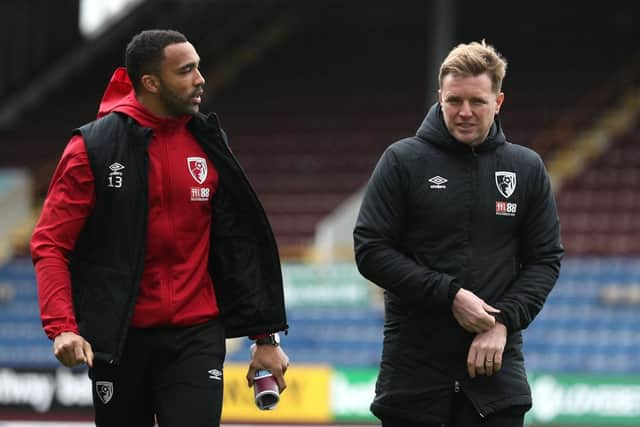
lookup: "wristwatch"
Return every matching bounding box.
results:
[255,333,280,346]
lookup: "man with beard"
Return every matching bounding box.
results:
[31,29,289,427]
[354,41,563,426]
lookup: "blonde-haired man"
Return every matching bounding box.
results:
[355,41,563,426]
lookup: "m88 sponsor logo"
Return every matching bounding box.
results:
[496,201,517,217]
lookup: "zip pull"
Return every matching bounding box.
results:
[454,380,485,418]
[470,146,478,157]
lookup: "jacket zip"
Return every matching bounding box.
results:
[467,146,478,288]
[454,380,485,418]
[113,133,151,365]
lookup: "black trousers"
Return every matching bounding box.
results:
[381,391,527,427]
[89,318,226,427]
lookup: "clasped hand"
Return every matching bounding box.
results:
[452,288,507,378]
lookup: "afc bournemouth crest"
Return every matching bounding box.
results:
[495,171,516,198]
[96,381,114,404]
[187,157,208,184]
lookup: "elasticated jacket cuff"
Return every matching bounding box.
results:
[447,279,461,308]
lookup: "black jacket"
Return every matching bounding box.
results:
[354,103,563,423]
[70,111,287,364]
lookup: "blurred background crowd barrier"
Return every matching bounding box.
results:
[1,0,639,425]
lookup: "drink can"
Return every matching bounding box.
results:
[253,369,280,410]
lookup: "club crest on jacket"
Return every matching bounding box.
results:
[188,157,208,184]
[495,171,516,198]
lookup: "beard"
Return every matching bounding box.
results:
[157,80,203,117]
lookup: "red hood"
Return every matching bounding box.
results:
[97,67,190,129]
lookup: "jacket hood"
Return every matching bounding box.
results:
[97,67,190,129]
[416,102,506,152]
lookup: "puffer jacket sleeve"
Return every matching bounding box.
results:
[494,154,564,332]
[354,144,460,310]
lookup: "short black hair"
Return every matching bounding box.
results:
[125,29,188,92]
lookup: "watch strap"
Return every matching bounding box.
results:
[255,333,279,346]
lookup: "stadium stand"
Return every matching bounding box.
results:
[0,257,56,368]
[227,306,384,367]
[557,122,640,255]
[0,2,80,102]
[523,258,640,373]
[0,0,296,186]
[0,170,33,261]
[4,254,640,374]
[3,1,637,255]
[209,1,431,250]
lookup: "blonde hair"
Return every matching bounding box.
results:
[439,40,507,93]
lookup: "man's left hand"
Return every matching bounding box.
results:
[467,322,507,378]
[246,344,290,392]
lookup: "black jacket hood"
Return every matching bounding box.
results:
[416,102,507,152]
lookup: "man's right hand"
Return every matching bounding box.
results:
[53,332,94,368]
[452,288,500,333]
